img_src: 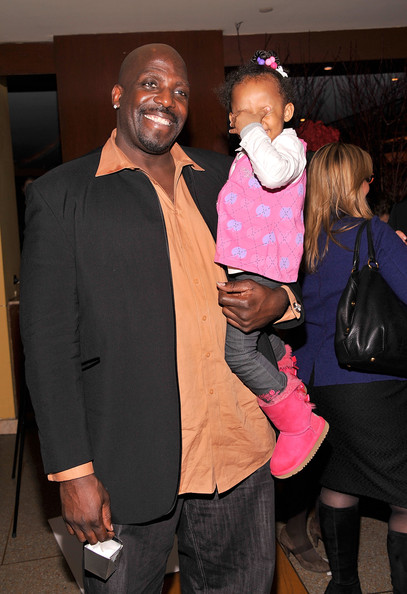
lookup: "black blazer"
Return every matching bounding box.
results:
[20,145,302,523]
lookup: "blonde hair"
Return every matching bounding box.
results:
[304,142,373,273]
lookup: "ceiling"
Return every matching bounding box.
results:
[2,0,407,44]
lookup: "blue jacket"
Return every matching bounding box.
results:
[295,216,407,387]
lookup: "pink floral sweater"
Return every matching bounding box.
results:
[215,127,307,283]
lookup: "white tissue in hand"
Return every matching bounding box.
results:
[86,539,122,559]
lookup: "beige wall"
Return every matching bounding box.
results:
[0,77,21,420]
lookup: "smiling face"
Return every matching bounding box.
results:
[230,75,294,142]
[112,44,189,157]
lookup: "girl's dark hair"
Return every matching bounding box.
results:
[217,50,293,111]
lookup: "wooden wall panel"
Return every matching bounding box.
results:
[223,27,407,67]
[54,31,228,162]
[0,43,55,76]
[0,27,405,161]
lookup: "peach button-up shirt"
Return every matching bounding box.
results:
[50,131,277,493]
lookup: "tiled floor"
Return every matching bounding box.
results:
[0,416,394,593]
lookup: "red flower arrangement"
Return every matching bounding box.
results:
[296,120,340,152]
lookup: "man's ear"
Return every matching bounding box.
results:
[284,102,294,123]
[111,84,123,108]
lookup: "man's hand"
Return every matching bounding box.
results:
[60,473,114,544]
[217,280,289,332]
[396,230,407,244]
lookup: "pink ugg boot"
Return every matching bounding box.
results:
[277,344,298,377]
[258,375,329,479]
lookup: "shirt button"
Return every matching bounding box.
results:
[209,389,214,395]
[193,279,199,284]
[205,352,211,358]
[202,315,207,321]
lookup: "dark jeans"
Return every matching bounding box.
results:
[84,461,275,593]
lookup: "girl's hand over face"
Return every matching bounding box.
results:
[229,106,271,136]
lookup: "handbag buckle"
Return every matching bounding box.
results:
[368,258,379,270]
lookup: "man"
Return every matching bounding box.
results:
[389,196,407,242]
[20,44,302,593]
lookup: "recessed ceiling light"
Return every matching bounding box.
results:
[300,118,306,122]
[392,77,399,82]
[324,66,333,71]
[259,7,273,13]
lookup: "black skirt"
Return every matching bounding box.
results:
[310,379,407,508]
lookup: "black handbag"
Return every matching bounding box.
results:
[334,219,407,376]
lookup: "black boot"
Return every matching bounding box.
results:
[387,530,407,594]
[319,501,362,594]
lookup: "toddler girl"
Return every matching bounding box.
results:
[215,50,328,479]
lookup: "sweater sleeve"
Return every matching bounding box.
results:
[239,126,306,189]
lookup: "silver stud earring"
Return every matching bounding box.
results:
[113,104,119,110]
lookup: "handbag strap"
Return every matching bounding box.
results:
[352,219,377,271]
[365,219,378,269]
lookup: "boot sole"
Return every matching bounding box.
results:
[272,420,330,479]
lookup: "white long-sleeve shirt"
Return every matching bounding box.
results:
[238,124,306,189]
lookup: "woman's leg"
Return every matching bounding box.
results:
[319,488,362,593]
[277,464,329,573]
[320,488,359,509]
[387,504,407,594]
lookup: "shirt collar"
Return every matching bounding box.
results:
[95,129,204,177]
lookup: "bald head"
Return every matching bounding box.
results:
[111,42,190,158]
[118,44,187,87]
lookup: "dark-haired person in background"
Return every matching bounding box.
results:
[389,195,407,242]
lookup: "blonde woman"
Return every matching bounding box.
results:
[295,143,407,594]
